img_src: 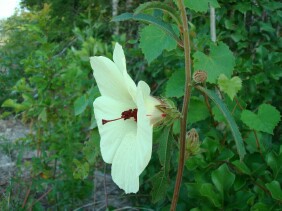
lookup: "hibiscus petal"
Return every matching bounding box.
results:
[111,132,139,194]
[113,43,137,101]
[137,81,163,125]
[90,55,132,101]
[135,81,153,174]
[111,82,153,193]
[94,96,136,163]
[113,43,127,74]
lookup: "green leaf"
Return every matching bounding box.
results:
[234,177,246,191]
[218,74,242,100]
[165,70,185,98]
[202,136,220,161]
[185,154,207,170]
[193,42,235,83]
[157,126,173,173]
[265,181,282,201]
[13,78,33,92]
[184,0,220,12]
[151,171,169,203]
[82,130,100,165]
[196,86,246,160]
[216,148,234,161]
[87,86,100,104]
[212,105,225,122]
[186,183,202,198]
[241,104,281,134]
[134,1,181,26]
[1,99,29,112]
[89,116,97,129]
[265,149,282,176]
[232,160,251,175]
[74,95,88,116]
[139,24,178,64]
[188,97,210,124]
[152,126,173,203]
[73,159,89,180]
[200,183,221,208]
[211,164,235,195]
[251,202,270,211]
[38,108,47,122]
[112,12,180,45]
[244,132,264,153]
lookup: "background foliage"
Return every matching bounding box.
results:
[0,0,281,210]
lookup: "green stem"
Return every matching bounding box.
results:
[170,0,192,210]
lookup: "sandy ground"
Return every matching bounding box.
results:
[0,118,30,185]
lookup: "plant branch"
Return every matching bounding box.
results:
[28,188,53,209]
[170,0,192,210]
[210,5,216,42]
[22,182,32,209]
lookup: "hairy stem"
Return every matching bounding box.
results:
[170,0,192,210]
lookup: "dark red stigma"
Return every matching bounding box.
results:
[102,109,138,125]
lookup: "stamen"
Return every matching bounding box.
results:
[102,108,138,125]
[102,117,123,125]
[102,109,166,125]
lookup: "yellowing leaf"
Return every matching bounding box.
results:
[218,74,242,100]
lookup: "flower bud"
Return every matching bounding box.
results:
[193,70,207,83]
[155,98,181,126]
[185,128,201,158]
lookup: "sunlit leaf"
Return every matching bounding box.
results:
[1,99,29,112]
[193,42,235,83]
[218,74,242,100]
[134,1,181,26]
[184,0,220,12]
[165,70,185,98]
[241,104,281,134]
[139,24,178,64]
[112,12,180,44]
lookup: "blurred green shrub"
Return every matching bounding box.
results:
[0,0,281,210]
